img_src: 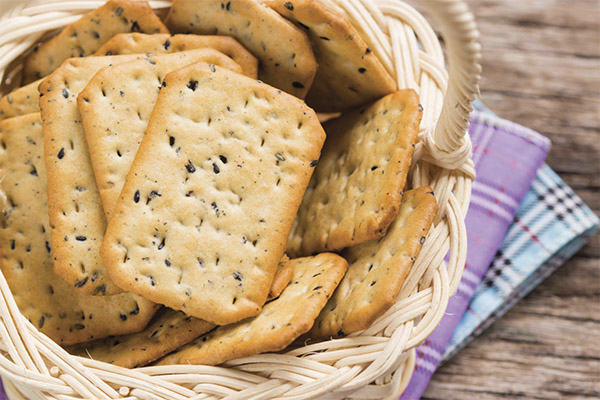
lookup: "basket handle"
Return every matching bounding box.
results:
[422,0,481,170]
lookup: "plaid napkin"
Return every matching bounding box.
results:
[442,162,599,362]
[402,109,552,399]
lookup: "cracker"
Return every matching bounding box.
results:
[157,253,347,366]
[287,90,422,256]
[67,308,215,368]
[39,54,145,295]
[94,33,258,78]
[0,113,157,345]
[166,0,317,98]
[78,49,243,219]
[310,187,437,338]
[265,0,397,111]
[67,253,294,367]
[267,255,293,301]
[23,0,168,83]
[101,62,326,325]
[0,79,43,121]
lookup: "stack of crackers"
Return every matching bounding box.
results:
[0,0,437,369]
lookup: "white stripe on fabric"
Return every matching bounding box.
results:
[472,180,520,210]
[469,192,514,222]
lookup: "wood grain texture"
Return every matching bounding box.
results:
[423,1,600,399]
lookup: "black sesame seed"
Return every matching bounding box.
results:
[186,161,196,173]
[10,240,15,250]
[337,329,346,337]
[163,39,170,50]
[420,236,426,244]
[313,285,322,291]
[105,51,113,56]
[115,6,124,16]
[319,36,330,41]
[358,67,366,73]
[45,241,51,253]
[298,21,310,30]
[219,155,227,163]
[131,21,141,32]
[74,277,88,287]
[38,316,45,328]
[158,239,165,250]
[233,271,243,281]
[169,136,175,146]
[119,313,128,321]
[310,160,318,167]
[57,148,65,159]
[370,281,376,286]
[119,90,125,97]
[130,303,140,315]
[371,166,379,171]
[284,2,293,10]
[275,153,285,162]
[150,276,156,286]
[165,259,171,267]
[197,258,204,267]
[30,166,38,176]
[75,236,87,241]
[134,190,140,203]
[62,88,69,98]
[74,324,85,330]
[91,272,98,282]
[292,81,304,89]
[187,80,198,91]
[92,31,100,39]
[226,1,231,10]
[212,163,220,174]
[209,64,216,72]
[147,58,156,65]
[366,48,372,54]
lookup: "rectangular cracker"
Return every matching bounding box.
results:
[288,90,423,256]
[310,187,437,338]
[156,253,347,366]
[265,0,397,112]
[39,54,146,295]
[78,49,243,219]
[101,62,326,325]
[94,33,258,78]
[0,79,43,121]
[0,113,157,345]
[166,0,317,98]
[23,0,168,83]
[67,308,215,368]
[66,255,291,367]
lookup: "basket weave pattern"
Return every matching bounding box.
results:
[0,1,480,399]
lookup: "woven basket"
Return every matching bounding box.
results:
[0,0,480,398]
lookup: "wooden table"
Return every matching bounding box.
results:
[423,1,600,399]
